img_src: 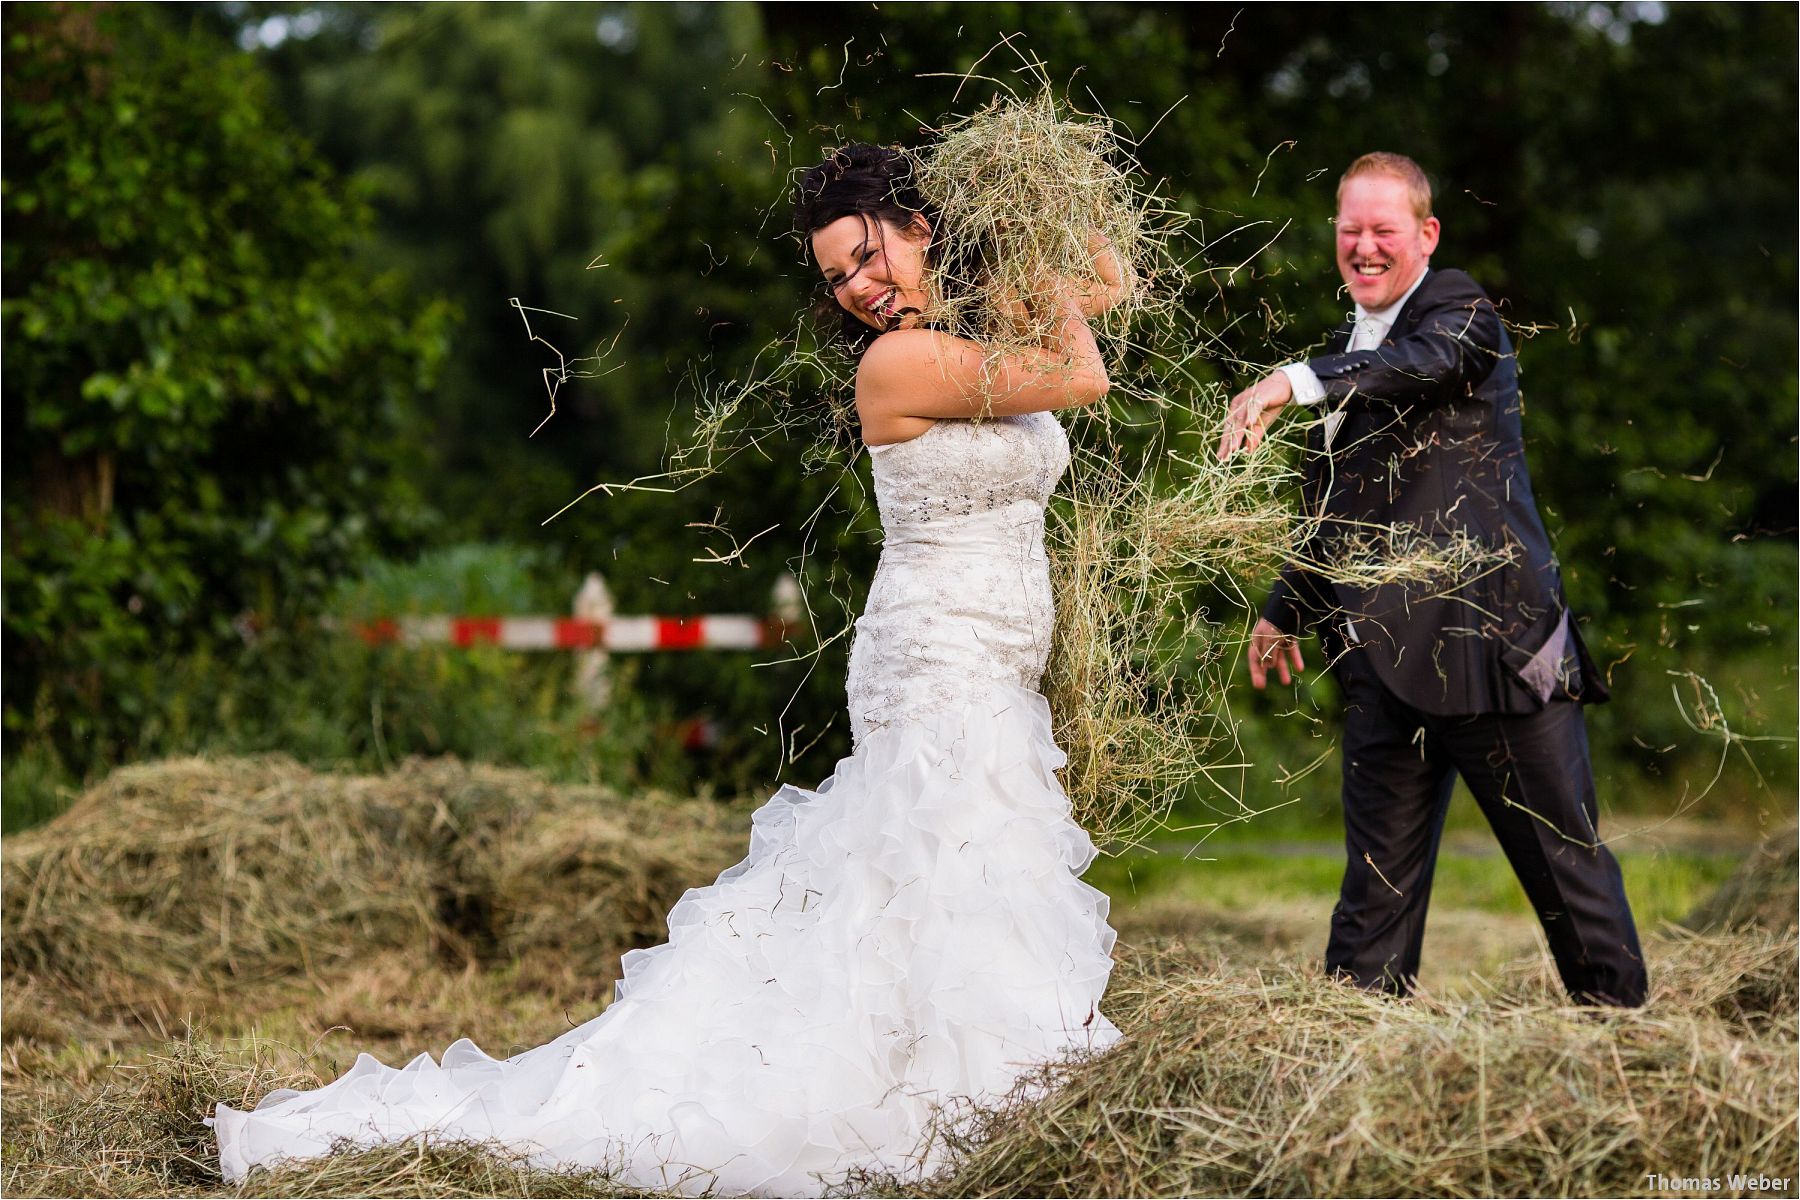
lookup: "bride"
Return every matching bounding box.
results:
[211,142,1128,1196]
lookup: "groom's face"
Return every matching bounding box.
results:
[1335,174,1440,311]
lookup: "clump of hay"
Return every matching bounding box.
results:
[910,88,1174,354]
[2,757,746,1036]
[1310,524,1516,592]
[1683,824,1799,934]
[910,928,1797,1199]
[482,792,746,999]
[1043,436,1300,845]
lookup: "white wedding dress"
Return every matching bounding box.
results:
[211,410,1121,1195]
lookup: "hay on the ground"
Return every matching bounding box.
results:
[911,928,1798,1199]
[2,757,745,1036]
[1683,824,1799,934]
[1,1032,638,1199]
[2,757,447,1031]
[5,928,1792,1199]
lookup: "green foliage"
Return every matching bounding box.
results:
[220,2,856,785]
[2,6,453,779]
[0,540,713,830]
[4,4,1790,830]
[329,542,562,619]
[235,2,785,545]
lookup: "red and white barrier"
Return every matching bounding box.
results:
[337,571,808,711]
[347,613,788,652]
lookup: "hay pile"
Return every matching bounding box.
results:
[2,756,746,1035]
[4,760,1793,1198]
[916,929,1798,1199]
[1684,824,1799,934]
[6,927,1792,1199]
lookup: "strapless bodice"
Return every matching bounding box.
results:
[847,412,1071,745]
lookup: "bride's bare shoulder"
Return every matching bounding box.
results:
[855,328,957,383]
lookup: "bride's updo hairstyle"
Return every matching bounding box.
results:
[793,145,944,350]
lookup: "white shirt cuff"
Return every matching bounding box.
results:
[1279,362,1326,407]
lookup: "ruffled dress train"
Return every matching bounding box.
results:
[211,411,1120,1195]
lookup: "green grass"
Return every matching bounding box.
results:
[1088,845,1744,929]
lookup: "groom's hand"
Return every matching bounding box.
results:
[1247,617,1305,688]
[1218,370,1294,460]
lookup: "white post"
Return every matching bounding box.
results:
[573,571,614,709]
[770,572,804,630]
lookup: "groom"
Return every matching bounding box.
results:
[1218,152,1647,1007]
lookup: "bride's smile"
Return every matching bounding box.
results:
[810,212,930,331]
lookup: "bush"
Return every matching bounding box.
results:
[2,5,452,790]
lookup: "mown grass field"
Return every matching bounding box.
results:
[3,757,1794,1198]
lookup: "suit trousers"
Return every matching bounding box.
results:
[1326,648,1648,1006]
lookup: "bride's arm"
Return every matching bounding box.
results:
[854,294,1107,442]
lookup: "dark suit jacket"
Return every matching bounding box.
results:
[1261,267,1607,716]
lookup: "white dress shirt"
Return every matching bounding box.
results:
[1278,267,1430,449]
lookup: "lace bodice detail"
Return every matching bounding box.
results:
[847,411,1071,745]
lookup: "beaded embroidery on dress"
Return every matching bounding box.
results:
[210,409,1121,1197]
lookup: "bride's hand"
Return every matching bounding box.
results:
[1077,231,1132,317]
[988,278,1093,346]
[991,233,1133,332]
[1041,235,1133,319]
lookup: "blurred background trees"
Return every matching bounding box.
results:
[2,3,451,812]
[4,1,1793,830]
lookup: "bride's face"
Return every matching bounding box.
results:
[810,214,930,332]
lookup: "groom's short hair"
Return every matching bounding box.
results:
[1338,152,1433,222]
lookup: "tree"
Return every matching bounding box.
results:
[223,2,876,785]
[2,4,452,773]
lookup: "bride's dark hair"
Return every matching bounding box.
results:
[793,144,946,350]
